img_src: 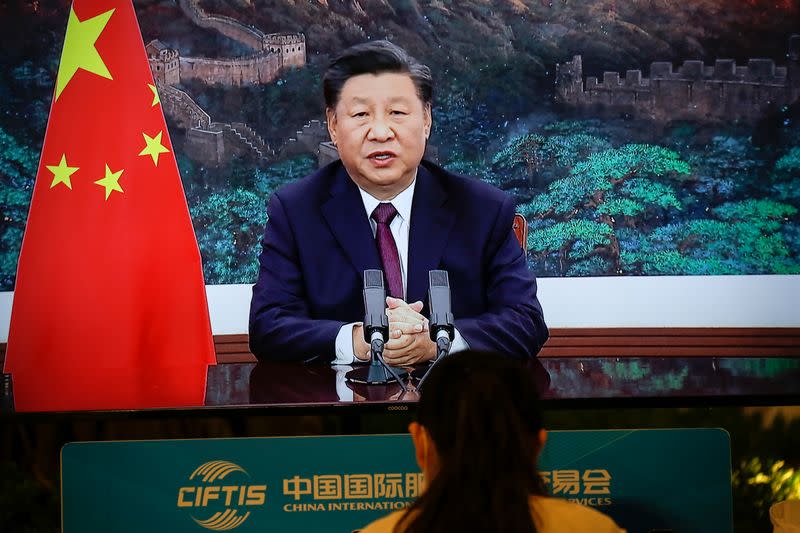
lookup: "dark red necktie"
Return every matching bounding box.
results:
[371,203,404,299]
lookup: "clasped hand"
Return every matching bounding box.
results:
[353,296,437,365]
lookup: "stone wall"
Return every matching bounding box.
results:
[178,0,306,70]
[185,127,225,166]
[317,141,339,168]
[179,0,264,52]
[231,122,272,159]
[555,36,799,122]
[160,85,211,129]
[157,84,273,165]
[183,122,273,167]
[179,52,283,86]
[148,1,307,166]
[279,120,329,160]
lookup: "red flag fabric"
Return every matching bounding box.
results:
[3,0,216,411]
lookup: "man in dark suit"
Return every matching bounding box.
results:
[249,41,548,365]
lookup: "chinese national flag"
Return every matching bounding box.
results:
[3,0,216,411]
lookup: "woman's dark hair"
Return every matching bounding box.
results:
[396,351,546,533]
[323,40,433,109]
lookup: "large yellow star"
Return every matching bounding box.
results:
[46,154,79,189]
[138,131,170,166]
[148,83,160,106]
[55,7,115,100]
[94,164,124,200]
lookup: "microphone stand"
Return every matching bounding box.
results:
[346,330,408,390]
[415,331,451,391]
[368,332,408,391]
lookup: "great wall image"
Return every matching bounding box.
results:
[556,35,800,122]
[146,0,327,167]
[149,2,800,167]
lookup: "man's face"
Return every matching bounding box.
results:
[326,72,431,200]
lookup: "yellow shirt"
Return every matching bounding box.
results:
[359,496,626,533]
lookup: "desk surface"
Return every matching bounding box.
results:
[3,356,797,414]
[206,356,800,409]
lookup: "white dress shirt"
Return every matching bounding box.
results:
[333,177,469,364]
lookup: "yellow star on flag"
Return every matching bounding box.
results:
[138,131,170,166]
[55,7,115,100]
[94,164,124,200]
[46,154,79,190]
[148,83,160,106]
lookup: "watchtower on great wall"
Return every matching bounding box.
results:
[555,35,800,122]
[146,40,180,86]
[263,33,306,70]
[143,2,309,167]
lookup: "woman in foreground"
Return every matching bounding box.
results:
[360,351,625,533]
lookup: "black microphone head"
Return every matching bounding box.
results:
[429,269,449,288]
[363,269,389,344]
[428,270,455,342]
[364,269,384,288]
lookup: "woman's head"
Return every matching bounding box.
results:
[398,351,547,533]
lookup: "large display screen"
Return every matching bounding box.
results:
[0,0,798,411]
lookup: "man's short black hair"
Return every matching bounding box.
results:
[323,40,433,109]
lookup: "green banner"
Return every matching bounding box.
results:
[62,429,731,532]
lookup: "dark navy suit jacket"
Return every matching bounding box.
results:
[249,160,548,362]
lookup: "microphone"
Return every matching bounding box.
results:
[415,270,456,390]
[428,270,455,358]
[345,270,408,387]
[362,269,389,353]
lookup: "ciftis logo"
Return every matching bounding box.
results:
[177,460,267,530]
